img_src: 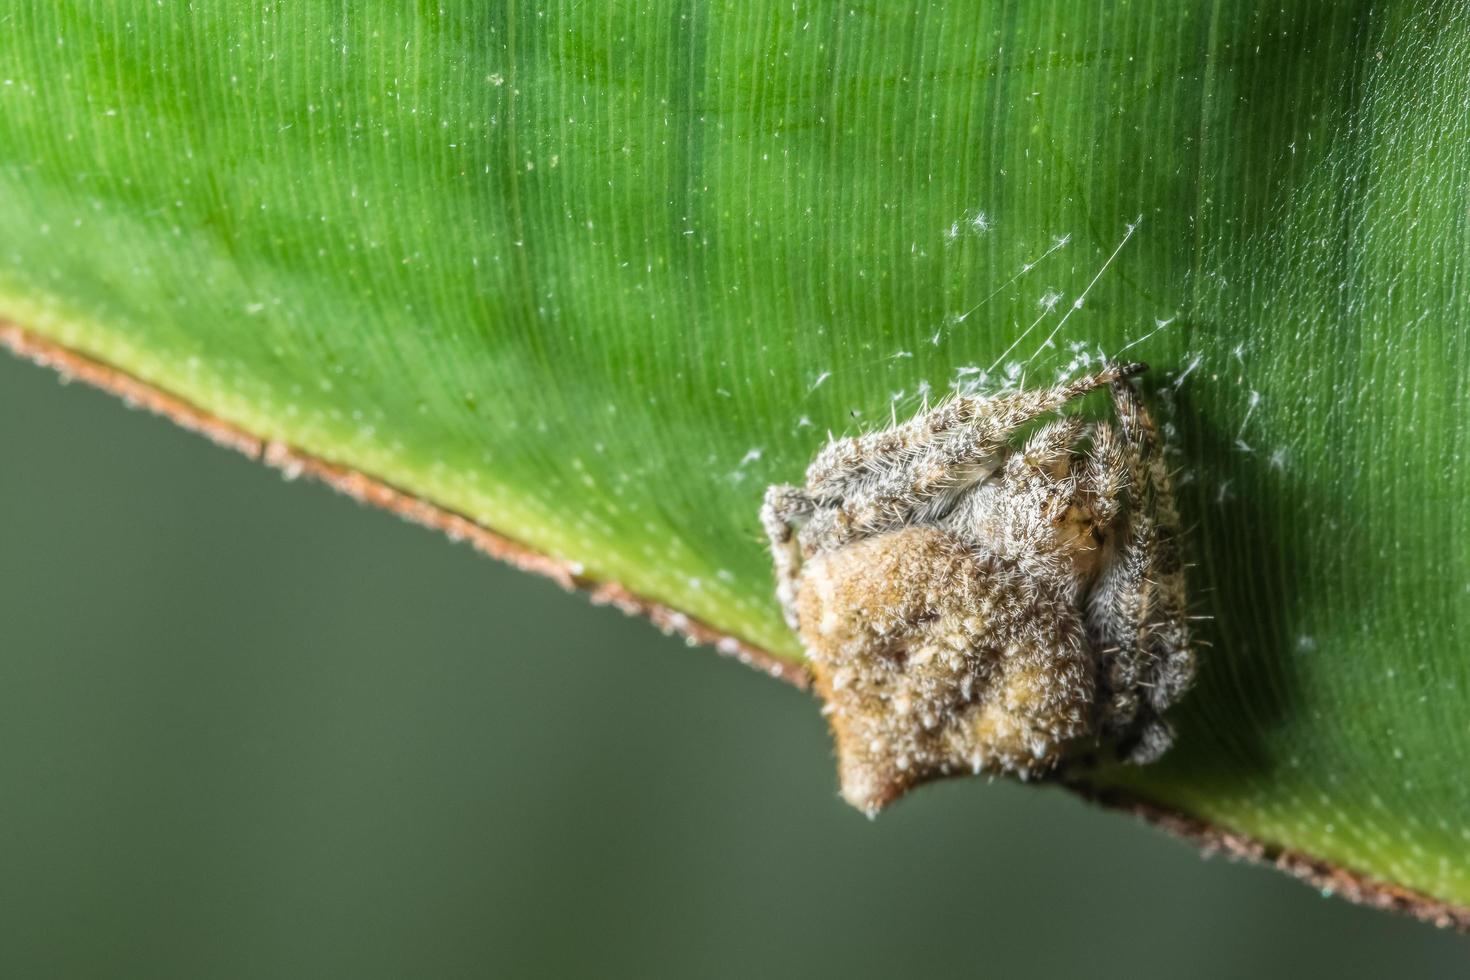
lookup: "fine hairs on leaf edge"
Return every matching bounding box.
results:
[2,321,1466,934]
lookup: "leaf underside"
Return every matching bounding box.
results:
[2,2,1467,911]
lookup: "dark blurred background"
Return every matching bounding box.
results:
[2,352,1465,979]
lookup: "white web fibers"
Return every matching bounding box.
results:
[935,215,1156,405]
[775,210,1270,505]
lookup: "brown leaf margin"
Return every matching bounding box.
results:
[5,321,1467,933]
[0,322,809,687]
[1080,789,1470,932]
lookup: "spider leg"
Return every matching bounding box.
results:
[1078,421,1129,529]
[805,364,1146,540]
[760,483,816,630]
[1089,375,1194,762]
[1013,415,1089,481]
[804,363,1145,496]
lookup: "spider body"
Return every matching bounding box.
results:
[762,364,1193,814]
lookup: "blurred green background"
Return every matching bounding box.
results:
[2,353,1465,978]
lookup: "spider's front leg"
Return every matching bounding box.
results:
[1090,374,1194,762]
[805,364,1147,542]
[1012,415,1089,481]
[1078,420,1129,530]
[760,484,816,630]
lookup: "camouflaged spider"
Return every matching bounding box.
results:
[761,363,1194,814]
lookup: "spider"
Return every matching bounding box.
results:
[761,363,1194,814]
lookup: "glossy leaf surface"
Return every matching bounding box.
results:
[2,2,1466,909]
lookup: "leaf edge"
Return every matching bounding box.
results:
[5,321,1465,934]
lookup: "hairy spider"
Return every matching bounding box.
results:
[761,363,1193,814]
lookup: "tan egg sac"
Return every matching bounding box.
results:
[796,527,1094,814]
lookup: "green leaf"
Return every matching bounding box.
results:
[2,2,1467,917]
